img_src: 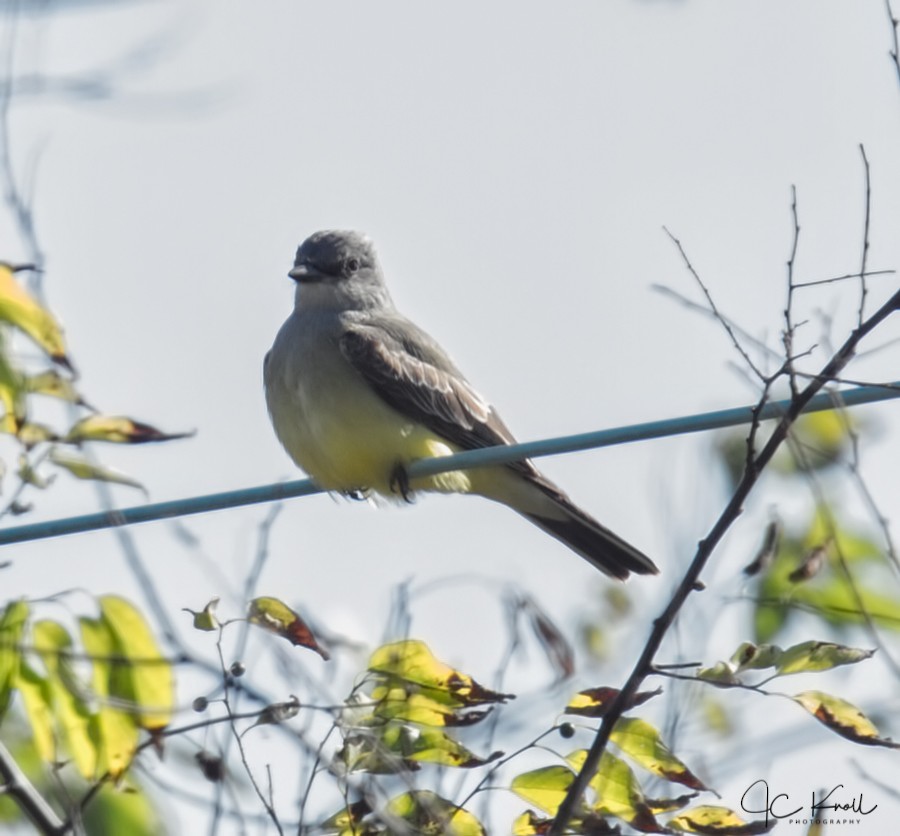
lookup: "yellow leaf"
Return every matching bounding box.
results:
[568,749,663,830]
[0,263,70,366]
[14,662,55,763]
[775,641,873,676]
[99,596,173,730]
[385,790,485,835]
[793,690,899,748]
[16,454,54,489]
[0,600,28,719]
[16,422,58,448]
[610,717,709,790]
[510,765,575,815]
[33,620,97,779]
[0,346,26,433]
[368,640,512,707]
[669,804,775,834]
[512,810,553,835]
[370,683,492,727]
[24,369,82,404]
[49,448,146,493]
[81,617,139,779]
[182,598,220,632]
[65,414,192,445]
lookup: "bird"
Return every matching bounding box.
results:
[264,230,658,579]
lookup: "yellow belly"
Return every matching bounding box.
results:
[268,364,472,497]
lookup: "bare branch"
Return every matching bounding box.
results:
[548,277,900,833]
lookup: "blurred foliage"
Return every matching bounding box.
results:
[0,261,190,517]
[0,595,172,831]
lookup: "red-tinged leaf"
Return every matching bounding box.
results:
[669,804,775,834]
[520,595,575,681]
[788,544,828,583]
[368,640,513,706]
[65,414,194,445]
[565,686,662,718]
[512,810,554,835]
[195,750,226,783]
[247,597,329,660]
[743,519,782,576]
[610,717,710,792]
[793,690,900,748]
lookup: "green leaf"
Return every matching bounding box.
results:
[0,600,28,720]
[182,597,220,632]
[775,641,873,676]
[728,642,783,672]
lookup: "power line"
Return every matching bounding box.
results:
[1,381,898,547]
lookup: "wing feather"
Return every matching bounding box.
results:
[338,322,527,466]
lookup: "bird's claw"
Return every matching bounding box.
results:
[389,463,414,503]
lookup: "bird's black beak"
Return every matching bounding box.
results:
[288,263,323,283]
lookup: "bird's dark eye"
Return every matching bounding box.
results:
[346,257,360,273]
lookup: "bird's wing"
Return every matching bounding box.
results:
[339,318,532,471]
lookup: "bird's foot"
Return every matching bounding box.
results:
[389,463,415,504]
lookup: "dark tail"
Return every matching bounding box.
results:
[520,487,658,579]
[523,506,658,579]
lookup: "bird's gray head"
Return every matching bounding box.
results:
[289,230,392,312]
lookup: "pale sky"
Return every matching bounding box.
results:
[2,1,900,833]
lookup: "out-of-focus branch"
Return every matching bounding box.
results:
[0,739,65,835]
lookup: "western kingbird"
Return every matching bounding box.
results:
[264,230,657,579]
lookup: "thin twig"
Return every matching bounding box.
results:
[663,227,767,382]
[886,0,900,91]
[858,145,872,325]
[783,186,802,398]
[548,279,900,833]
[793,269,894,289]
